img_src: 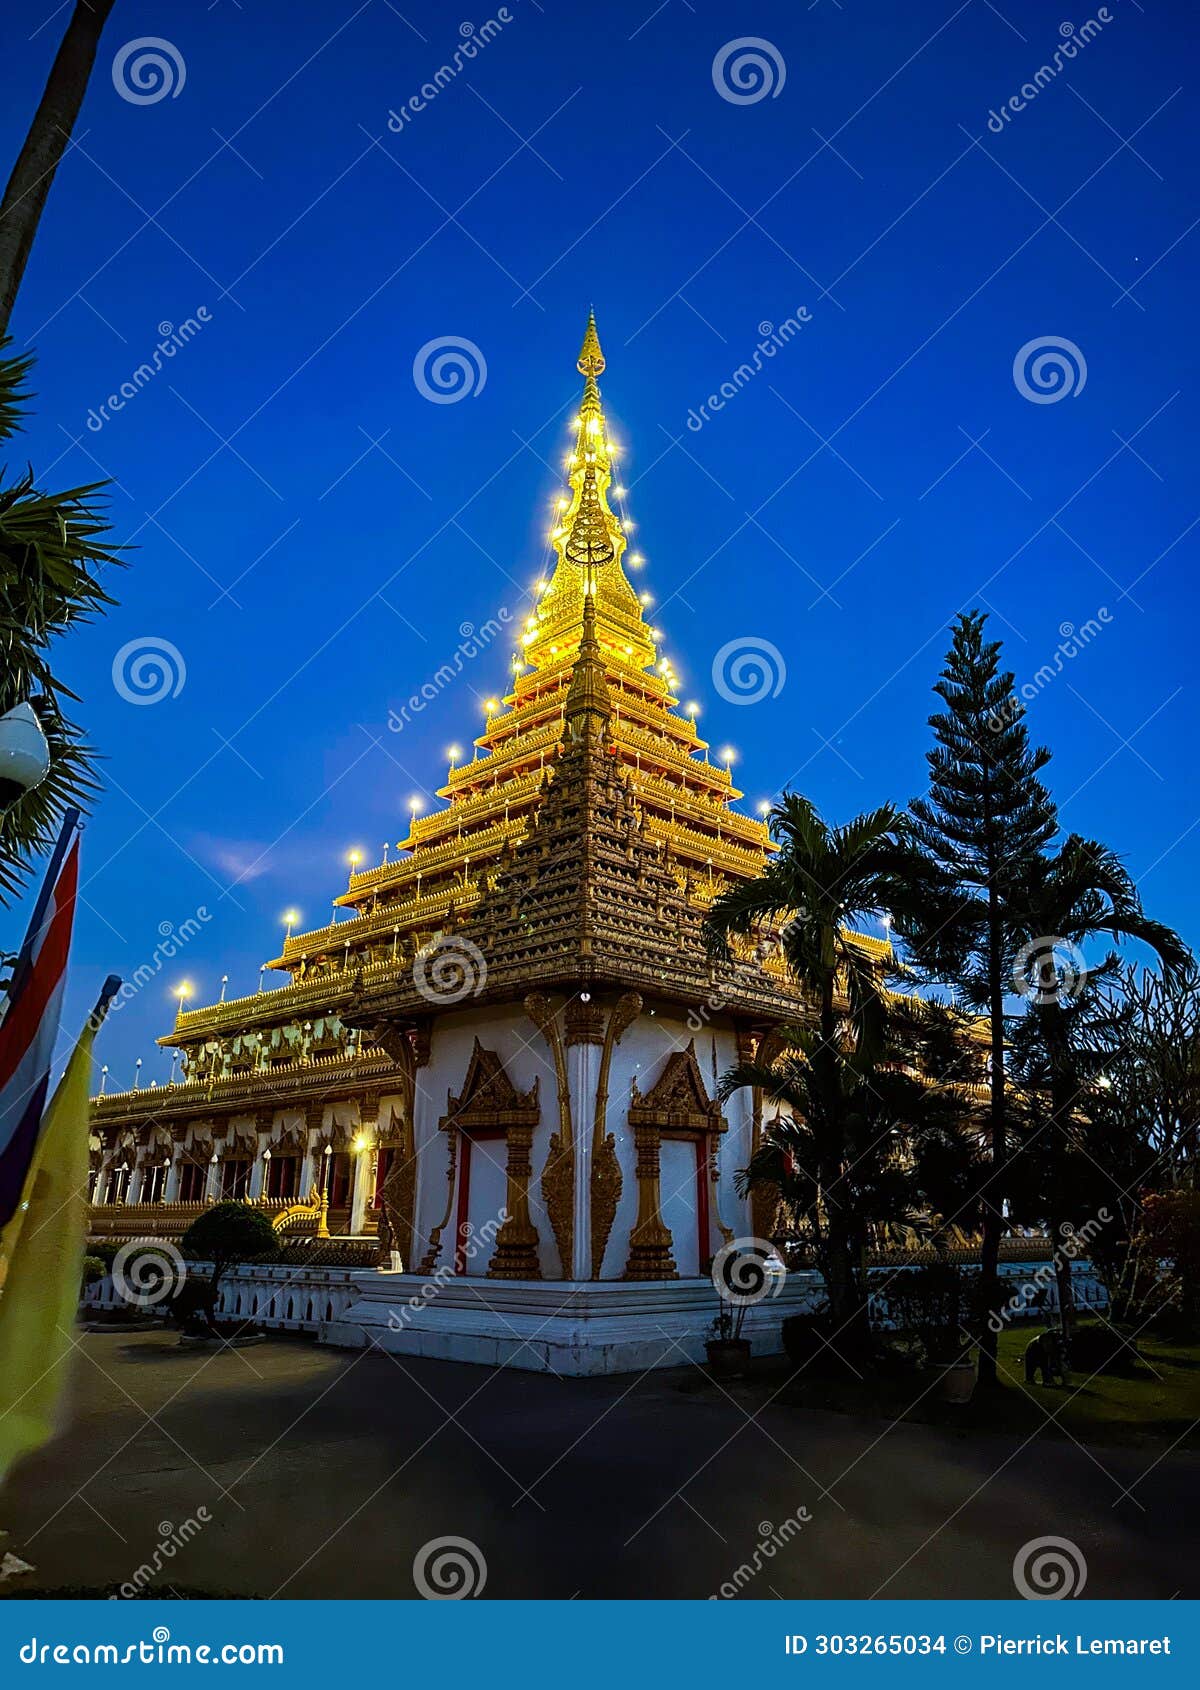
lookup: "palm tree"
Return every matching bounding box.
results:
[0,0,119,339]
[1,343,120,900]
[704,794,915,1353]
[726,1020,984,1259]
[1011,835,1189,1354]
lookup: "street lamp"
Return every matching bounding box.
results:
[0,702,50,811]
[282,909,299,944]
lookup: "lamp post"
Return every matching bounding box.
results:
[318,1143,332,1239]
[133,1057,142,1090]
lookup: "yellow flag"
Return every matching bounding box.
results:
[0,1009,94,1492]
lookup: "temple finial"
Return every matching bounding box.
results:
[564,574,611,742]
[577,308,605,377]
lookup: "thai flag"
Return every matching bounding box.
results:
[0,815,80,1232]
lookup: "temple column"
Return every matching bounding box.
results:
[349,1093,379,1236]
[487,1125,541,1279]
[623,1125,678,1280]
[565,998,603,1282]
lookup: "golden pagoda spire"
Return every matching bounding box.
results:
[523,312,651,674]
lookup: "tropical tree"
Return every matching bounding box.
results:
[1007,835,1188,1354]
[0,0,119,339]
[727,1012,985,1260]
[704,794,915,1355]
[896,611,1057,1386]
[1102,962,1200,1187]
[0,345,120,901]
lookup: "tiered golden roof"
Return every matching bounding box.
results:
[152,315,801,1089]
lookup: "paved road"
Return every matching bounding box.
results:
[1,1331,1194,1600]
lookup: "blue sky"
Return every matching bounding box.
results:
[2,0,1197,1083]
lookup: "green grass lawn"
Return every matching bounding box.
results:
[770,1324,1200,1450]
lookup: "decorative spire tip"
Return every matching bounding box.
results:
[577,308,605,377]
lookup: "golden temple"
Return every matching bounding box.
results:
[87,315,882,1262]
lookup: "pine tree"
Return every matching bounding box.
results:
[897,611,1057,1386]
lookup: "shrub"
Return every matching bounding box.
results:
[181,1202,277,1315]
[882,1263,981,1366]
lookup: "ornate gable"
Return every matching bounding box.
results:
[442,1039,539,1130]
[629,1041,724,1134]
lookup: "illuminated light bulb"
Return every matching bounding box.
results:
[624,645,633,655]
[757,801,771,817]
[174,981,192,1005]
[720,747,737,767]
[629,553,645,567]
[485,698,498,713]
[347,848,363,867]
[408,797,424,815]
[686,701,700,717]
[639,592,653,606]
[536,579,549,593]
[557,497,569,510]
[447,745,462,763]
[624,519,635,531]
[615,485,628,498]
[649,627,662,641]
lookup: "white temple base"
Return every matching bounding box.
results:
[323,1272,825,1376]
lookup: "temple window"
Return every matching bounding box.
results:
[266,1153,299,1199]
[178,1161,207,1202]
[220,1158,251,1199]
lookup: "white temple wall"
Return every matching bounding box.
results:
[411,1003,559,1278]
[597,1008,752,1281]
